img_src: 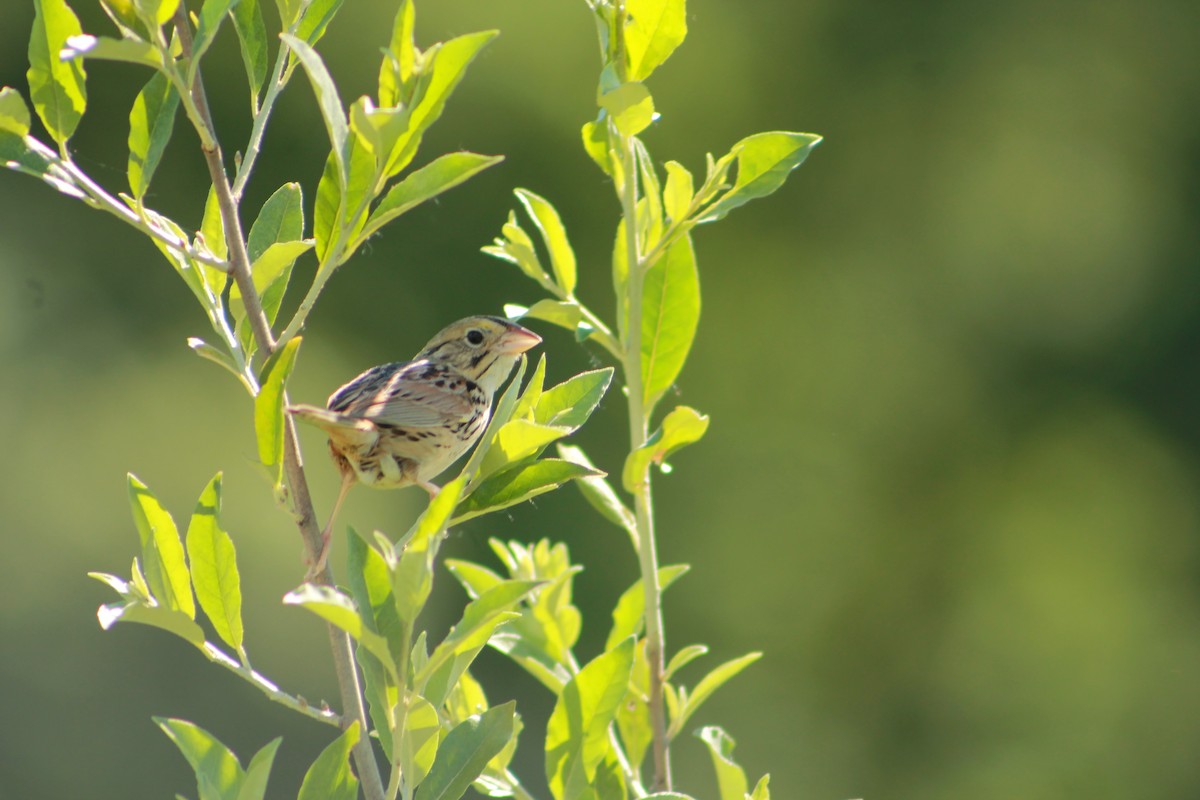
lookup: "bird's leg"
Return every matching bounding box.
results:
[418,479,440,499]
[306,465,355,581]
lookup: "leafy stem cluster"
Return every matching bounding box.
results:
[2,0,818,798]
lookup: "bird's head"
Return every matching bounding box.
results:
[416,315,542,394]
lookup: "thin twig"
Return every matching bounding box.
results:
[231,27,296,201]
[172,7,386,800]
[202,643,342,727]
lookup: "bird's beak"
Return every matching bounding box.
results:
[498,323,542,355]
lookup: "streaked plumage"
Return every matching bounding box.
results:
[289,316,541,575]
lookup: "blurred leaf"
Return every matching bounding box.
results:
[187,338,242,383]
[393,477,464,624]
[623,0,687,81]
[273,0,300,29]
[0,87,31,135]
[282,34,347,184]
[201,186,227,261]
[397,694,441,789]
[28,0,87,145]
[615,640,652,773]
[238,737,282,800]
[505,300,584,336]
[635,138,665,251]
[607,564,689,650]
[377,0,415,108]
[188,0,241,82]
[749,775,771,800]
[417,581,540,695]
[127,71,179,200]
[444,560,504,599]
[664,644,707,680]
[640,233,699,411]
[669,653,762,738]
[294,0,344,47]
[697,131,821,224]
[695,726,748,800]
[662,160,694,224]
[382,30,497,178]
[253,336,301,481]
[358,151,502,245]
[510,352,547,422]
[415,703,515,800]
[155,717,244,800]
[580,118,613,176]
[59,34,159,68]
[185,472,243,653]
[454,459,601,524]
[545,638,635,800]
[284,584,397,675]
[483,212,548,283]
[460,357,527,485]
[515,189,577,295]
[643,794,696,799]
[128,473,194,618]
[535,368,614,430]
[92,575,205,645]
[599,82,655,138]
[252,240,310,323]
[557,444,637,541]
[133,0,181,26]
[297,722,360,800]
[231,0,267,103]
[623,405,709,491]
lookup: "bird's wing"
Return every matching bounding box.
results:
[328,360,475,428]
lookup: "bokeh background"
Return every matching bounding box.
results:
[2,0,1199,798]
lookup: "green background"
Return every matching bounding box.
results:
[2,1,1199,798]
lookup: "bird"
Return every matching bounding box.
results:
[289,315,541,576]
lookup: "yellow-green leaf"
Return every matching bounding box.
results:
[622,405,709,491]
[185,472,243,652]
[253,336,302,481]
[623,0,687,81]
[0,87,31,135]
[28,0,87,145]
[127,71,180,199]
[641,233,699,411]
[515,189,577,295]
[127,473,195,619]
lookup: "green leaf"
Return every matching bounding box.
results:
[510,352,547,422]
[556,444,636,541]
[749,774,771,800]
[623,0,687,81]
[599,82,655,138]
[454,459,601,525]
[59,34,160,68]
[623,405,709,491]
[231,0,267,103]
[581,118,613,176]
[28,0,87,145]
[504,300,583,335]
[377,0,414,108]
[643,794,697,799]
[415,702,516,800]
[417,580,540,697]
[515,189,577,295]
[281,33,347,185]
[479,419,572,478]
[669,653,762,738]
[93,586,205,646]
[185,473,243,653]
[284,584,397,675]
[459,357,527,485]
[697,131,822,224]
[297,723,360,800]
[156,717,245,800]
[382,30,498,179]
[662,160,694,224]
[248,182,305,260]
[133,0,181,27]
[189,0,241,82]
[357,151,502,245]
[696,726,748,800]
[0,87,31,135]
[294,0,344,47]
[238,737,283,800]
[345,530,400,757]
[201,186,227,260]
[398,694,441,789]
[535,368,614,431]
[664,643,707,680]
[444,560,504,599]
[253,335,302,481]
[640,233,700,411]
[545,638,635,800]
[128,474,194,618]
[392,477,465,624]
[482,212,547,283]
[606,565,688,650]
[127,71,179,199]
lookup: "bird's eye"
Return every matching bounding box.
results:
[465,329,485,346]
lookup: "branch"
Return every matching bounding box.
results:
[172,7,386,800]
[202,643,342,727]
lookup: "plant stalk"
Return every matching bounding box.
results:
[617,131,671,792]
[172,7,386,800]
